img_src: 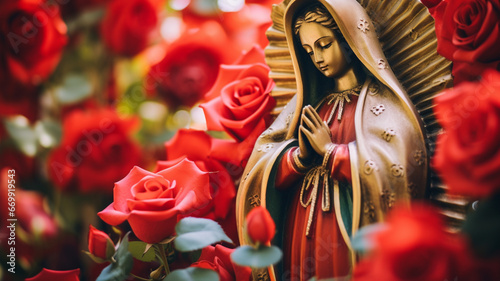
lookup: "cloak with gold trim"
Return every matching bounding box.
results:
[236,0,432,279]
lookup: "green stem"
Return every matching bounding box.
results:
[155,244,171,276]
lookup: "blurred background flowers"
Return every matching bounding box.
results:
[0,0,279,280]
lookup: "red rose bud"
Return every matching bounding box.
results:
[245,206,275,245]
[88,225,115,261]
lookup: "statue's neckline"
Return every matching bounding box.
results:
[322,85,363,124]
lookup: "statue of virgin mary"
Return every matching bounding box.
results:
[236,0,449,280]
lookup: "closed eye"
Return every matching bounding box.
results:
[321,42,332,49]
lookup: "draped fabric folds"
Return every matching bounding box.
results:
[236,0,429,280]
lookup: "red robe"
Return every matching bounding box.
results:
[275,95,358,281]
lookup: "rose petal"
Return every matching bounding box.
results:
[113,166,153,213]
[156,159,211,212]
[236,63,271,86]
[204,46,267,101]
[220,78,268,118]
[165,129,212,161]
[234,45,266,65]
[472,1,496,49]
[205,65,250,101]
[433,1,455,60]
[127,198,175,211]
[455,23,500,62]
[98,203,129,226]
[127,210,178,243]
[131,175,173,200]
[201,97,230,132]
[206,160,236,219]
[219,94,274,140]
[210,119,267,166]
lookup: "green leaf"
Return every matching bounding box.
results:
[96,233,134,281]
[106,238,116,261]
[116,82,147,114]
[174,217,232,252]
[189,0,219,16]
[163,268,219,281]
[231,245,282,268]
[351,223,388,254]
[128,241,156,262]
[83,250,108,264]
[35,120,62,149]
[55,74,93,105]
[4,116,38,157]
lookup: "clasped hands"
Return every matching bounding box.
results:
[297,105,335,163]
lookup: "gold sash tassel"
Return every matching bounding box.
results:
[299,144,337,237]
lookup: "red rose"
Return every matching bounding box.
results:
[146,22,236,108]
[192,245,252,281]
[353,204,472,281]
[433,70,500,198]
[245,206,275,245]
[160,129,236,221]
[0,0,67,84]
[88,225,115,261]
[201,46,275,141]
[48,108,141,193]
[160,129,239,243]
[98,159,212,244]
[26,268,80,281]
[100,0,158,56]
[429,0,500,83]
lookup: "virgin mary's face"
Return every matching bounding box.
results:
[299,22,350,78]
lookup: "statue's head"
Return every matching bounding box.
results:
[294,5,352,79]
